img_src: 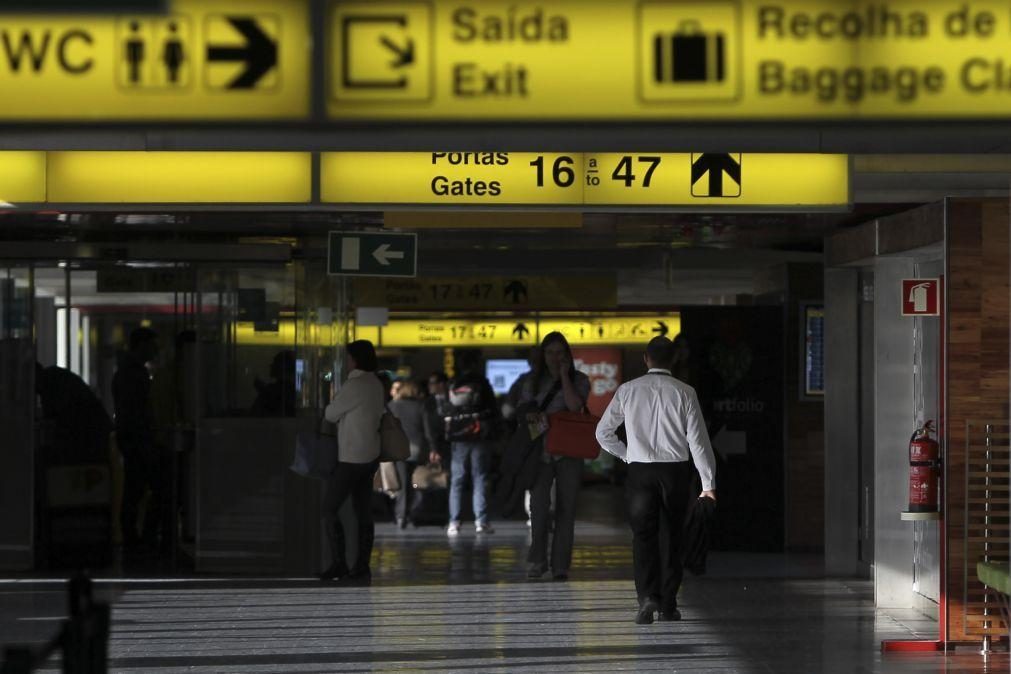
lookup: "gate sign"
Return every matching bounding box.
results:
[328,231,418,278]
[327,0,1011,121]
[321,152,849,208]
[0,0,309,120]
[901,279,940,316]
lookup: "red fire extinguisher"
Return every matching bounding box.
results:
[908,421,940,513]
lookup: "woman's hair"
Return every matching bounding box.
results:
[396,379,420,399]
[536,331,578,382]
[346,340,378,372]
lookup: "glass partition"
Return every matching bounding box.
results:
[0,265,36,569]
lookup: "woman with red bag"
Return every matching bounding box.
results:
[520,332,591,581]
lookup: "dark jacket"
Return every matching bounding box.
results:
[38,365,113,463]
[388,397,427,463]
[446,370,499,442]
[493,401,545,517]
[681,496,717,575]
[112,352,155,456]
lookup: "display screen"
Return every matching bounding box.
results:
[486,359,530,395]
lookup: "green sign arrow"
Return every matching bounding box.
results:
[328,231,417,278]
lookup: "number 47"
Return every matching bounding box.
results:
[612,156,661,187]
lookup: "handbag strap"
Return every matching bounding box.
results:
[537,379,563,413]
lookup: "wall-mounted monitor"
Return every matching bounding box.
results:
[486,359,529,395]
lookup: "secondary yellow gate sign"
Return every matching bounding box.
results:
[321,152,849,208]
[0,0,309,120]
[327,0,1011,120]
[361,314,682,347]
[354,276,618,310]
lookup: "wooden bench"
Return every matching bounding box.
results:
[976,561,1010,648]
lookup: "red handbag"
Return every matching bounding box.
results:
[545,409,602,460]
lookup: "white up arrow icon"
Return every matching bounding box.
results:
[372,243,405,266]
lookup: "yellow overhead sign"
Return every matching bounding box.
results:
[321,152,849,207]
[0,152,46,204]
[355,314,681,348]
[47,152,312,203]
[326,0,1011,120]
[354,276,618,310]
[379,319,538,348]
[538,315,681,346]
[0,150,845,207]
[233,314,681,348]
[0,0,309,120]
[322,152,582,205]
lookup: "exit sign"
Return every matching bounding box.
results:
[327,231,417,278]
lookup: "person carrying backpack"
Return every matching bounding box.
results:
[445,350,498,536]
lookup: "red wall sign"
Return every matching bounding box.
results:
[573,348,622,417]
[901,279,940,316]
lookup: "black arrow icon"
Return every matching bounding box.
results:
[504,280,528,304]
[653,321,669,337]
[691,153,741,198]
[512,323,530,340]
[380,35,414,67]
[207,17,277,90]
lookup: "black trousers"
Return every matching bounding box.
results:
[322,460,378,574]
[625,461,693,611]
[121,447,167,548]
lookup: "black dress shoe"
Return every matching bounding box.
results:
[659,607,682,621]
[318,564,349,581]
[552,572,569,582]
[635,598,660,625]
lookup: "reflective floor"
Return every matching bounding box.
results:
[2,501,1008,673]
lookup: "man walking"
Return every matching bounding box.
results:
[596,336,717,624]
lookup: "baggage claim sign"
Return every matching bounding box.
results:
[328,0,1011,120]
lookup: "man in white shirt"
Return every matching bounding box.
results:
[596,336,717,625]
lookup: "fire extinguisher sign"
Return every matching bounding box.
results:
[901,278,940,317]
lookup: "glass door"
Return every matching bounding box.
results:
[192,258,350,574]
[0,264,36,569]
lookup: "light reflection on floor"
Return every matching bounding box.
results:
[1,520,1007,672]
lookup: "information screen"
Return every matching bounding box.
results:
[486,359,529,395]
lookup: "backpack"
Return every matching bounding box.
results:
[445,375,496,441]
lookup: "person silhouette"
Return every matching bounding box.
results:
[125,21,145,85]
[162,22,185,85]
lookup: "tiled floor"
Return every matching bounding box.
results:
[1,516,1007,672]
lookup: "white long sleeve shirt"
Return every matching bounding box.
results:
[324,369,385,464]
[595,369,716,492]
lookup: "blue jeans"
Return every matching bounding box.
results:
[449,441,491,525]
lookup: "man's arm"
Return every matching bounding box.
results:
[685,388,717,496]
[595,386,627,462]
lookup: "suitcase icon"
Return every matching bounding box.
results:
[653,21,725,84]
